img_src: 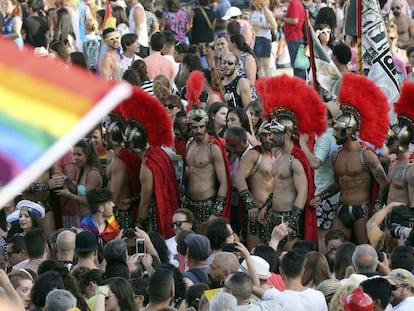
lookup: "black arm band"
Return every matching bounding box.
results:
[318,187,338,201]
[289,206,303,231]
[240,189,257,210]
[260,193,273,211]
[212,195,226,216]
[30,183,49,193]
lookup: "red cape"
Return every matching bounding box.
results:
[118,149,142,218]
[144,146,180,238]
[209,135,232,220]
[174,137,187,160]
[291,144,318,244]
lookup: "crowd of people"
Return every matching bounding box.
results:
[4,0,414,310]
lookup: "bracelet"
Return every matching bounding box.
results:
[98,288,108,297]
[30,183,49,193]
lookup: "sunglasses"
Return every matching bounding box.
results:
[320,30,331,35]
[222,60,235,65]
[170,220,190,228]
[391,6,401,10]
[105,35,120,42]
[165,104,178,109]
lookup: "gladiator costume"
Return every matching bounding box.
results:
[255,75,328,244]
[318,73,390,224]
[119,87,179,239]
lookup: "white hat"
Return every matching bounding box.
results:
[222,7,242,20]
[6,210,20,226]
[34,47,52,58]
[240,255,271,280]
[16,200,45,219]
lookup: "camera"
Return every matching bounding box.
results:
[222,243,237,253]
[390,223,411,241]
[123,228,136,239]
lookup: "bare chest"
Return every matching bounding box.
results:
[187,143,212,168]
[334,151,367,177]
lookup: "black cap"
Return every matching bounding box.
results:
[75,231,99,252]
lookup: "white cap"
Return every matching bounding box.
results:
[16,200,45,219]
[222,7,242,20]
[239,255,271,280]
[6,210,20,225]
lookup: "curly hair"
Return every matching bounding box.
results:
[153,74,172,103]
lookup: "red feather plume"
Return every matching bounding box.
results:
[186,70,204,111]
[394,81,414,122]
[338,73,389,149]
[256,75,327,136]
[119,86,173,147]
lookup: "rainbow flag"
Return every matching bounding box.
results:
[0,38,132,205]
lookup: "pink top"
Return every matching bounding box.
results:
[144,53,176,80]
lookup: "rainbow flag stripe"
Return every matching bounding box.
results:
[0,38,132,205]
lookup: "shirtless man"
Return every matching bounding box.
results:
[390,0,414,49]
[104,114,141,230]
[99,28,122,80]
[311,74,390,245]
[236,122,274,249]
[186,108,230,230]
[258,119,309,248]
[386,83,414,206]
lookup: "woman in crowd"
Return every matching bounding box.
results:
[57,140,103,218]
[163,94,184,119]
[9,270,34,310]
[153,74,172,103]
[250,0,277,77]
[132,59,154,95]
[315,23,335,59]
[173,42,190,91]
[112,6,129,37]
[302,251,331,288]
[229,33,257,86]
[207,102,229,138]
[227,108,258,146]
[159,0,190,43]
[246,100,264,140]
[203,68,225,105]
[53,8,77,52]
[70,52,88,69]
[95,277,137,311]
[3,0,23,48]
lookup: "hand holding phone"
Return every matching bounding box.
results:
[136,238,146,255]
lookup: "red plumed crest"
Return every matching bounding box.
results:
[256,75,327,136]
[119,86,173,147]
[394,81,414,122]
[338,73,390,149]
[186,70,204,111]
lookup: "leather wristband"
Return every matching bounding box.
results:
[260,193,273,211]
[289,206,302,231]
[212,195,226,216]
[239,189,257,210]
[30,183,49,193]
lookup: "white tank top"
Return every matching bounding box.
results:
[129,3,148,47]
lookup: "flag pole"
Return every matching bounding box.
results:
[357,0,362,75]
[305,11,318,91]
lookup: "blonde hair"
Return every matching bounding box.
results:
[85,18,99,35]
[153,75,172,103]
[329,284,357,311]
[254,0,267,10]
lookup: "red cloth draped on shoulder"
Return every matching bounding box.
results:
[209,135,232,220]
[118,148,142,217]
[144,146,180,238]
[291,144,317,244]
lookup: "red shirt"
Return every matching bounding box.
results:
[284,0,305,42]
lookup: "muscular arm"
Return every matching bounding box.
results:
[405,165,414,206]
[364,149,389,206]
[211,144,229,199]
[138,164,154,220]
[99,54,113,80]
[292,158,308,209]
[299,134,322,169]
[237,78,252,110]
[109,159,127,205]
[235,151,257,192]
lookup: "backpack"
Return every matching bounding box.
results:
[83,39,100,70]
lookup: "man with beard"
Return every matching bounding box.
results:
[311,74,390,245]
[186,108,231,232]
[235,122,275,250]
[386,82,414,206]
[99,28,123,80]
[222,53,252,109]
[256,75,328,248]
[389,0,414,49]
[386,268,414,309]
[104,112,141,230]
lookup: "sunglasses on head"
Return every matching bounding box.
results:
[170,220,190,228]
[391,6,401,10]
[222,60,235,65]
